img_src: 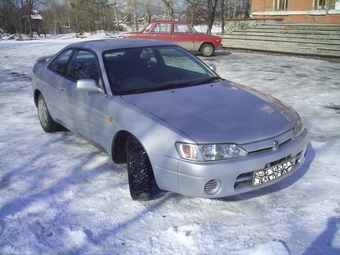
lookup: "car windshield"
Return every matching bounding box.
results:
[141,23,151,32]
[103,45,220,95]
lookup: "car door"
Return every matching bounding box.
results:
[172,23,195,50]
[149,22,172,42]
[60,49,110,147]
[44,48,74,122]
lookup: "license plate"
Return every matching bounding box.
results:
[252,157,296,186]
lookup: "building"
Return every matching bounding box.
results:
[251,0,340,23]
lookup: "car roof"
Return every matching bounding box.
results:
[64,38,175,53]
[149,20,191,24]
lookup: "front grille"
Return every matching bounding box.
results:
[265,155,291,168]
[234,172,253,190]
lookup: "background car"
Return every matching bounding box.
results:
[32,39,308,201]
[123,20,223,57]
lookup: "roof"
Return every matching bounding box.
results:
[64,39,175,53]
[149,20,191,24]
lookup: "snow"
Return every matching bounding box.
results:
[1,33,340,255]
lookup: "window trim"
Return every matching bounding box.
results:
[48,48,75,76]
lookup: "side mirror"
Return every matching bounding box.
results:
[77,79,104,93]
[208,63,216,72]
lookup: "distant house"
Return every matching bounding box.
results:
[31,9,42,21]
[251,0,340,23]
[22,7,44,36]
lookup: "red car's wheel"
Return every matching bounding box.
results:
[200,43,214,57]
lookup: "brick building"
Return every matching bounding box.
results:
[251,0,340,23]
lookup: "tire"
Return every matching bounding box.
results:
[127,135,154,201]
[200,43,214,57]
[37,94,59,132]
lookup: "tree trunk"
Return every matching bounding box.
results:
[221,0,225,34]
[191,0,197,26]
[133,0,138,31]
[161,0,174,20]
[113,0,120,31]
[206,0,219,35]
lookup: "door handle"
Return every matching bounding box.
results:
[59,87,65,92]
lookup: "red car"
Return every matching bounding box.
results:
[123,20,223,57]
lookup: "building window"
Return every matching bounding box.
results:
[315,0,326,9]
[276,0,288,10]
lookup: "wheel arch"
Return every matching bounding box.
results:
[111,130,131,164]
[199,42,215,51]
[33,89,42,107]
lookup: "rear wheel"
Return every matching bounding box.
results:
[200,43,214,57]
[37,94,59,132]
[126,135,154,201]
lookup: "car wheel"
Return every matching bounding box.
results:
[127,135,154,201]
[37,94,59,132]
[200,43,214,57]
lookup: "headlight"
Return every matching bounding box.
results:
[293,117,304,138]
[176,143,247,161]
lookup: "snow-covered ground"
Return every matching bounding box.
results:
[0,33,340,255]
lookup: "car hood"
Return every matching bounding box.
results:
[122,81,298,144]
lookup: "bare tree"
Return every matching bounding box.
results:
[220,0,225,33]
[245,0,251,18]
[140,0,152,23]
[233,0,240,18]
[0,0,44,35]
[161,0,174,20]
[185,0,198,25]
[112,0,120,31]
[133,0,138,31]
[199,0,219,34]
[0,0,23,34]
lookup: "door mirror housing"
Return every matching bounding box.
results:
[77,79,104,94]
[208,63,216,72]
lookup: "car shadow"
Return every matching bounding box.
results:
[191,50,232,59]
[217,142,315,202]
[214,50,233,56]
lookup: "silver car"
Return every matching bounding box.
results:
[32,39,309,201]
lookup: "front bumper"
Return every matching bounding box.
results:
[152,128,309,198]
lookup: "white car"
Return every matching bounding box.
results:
[32,39,309,200]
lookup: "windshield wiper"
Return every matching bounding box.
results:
[132,77,222,94]
[132,81,193,94]
[187,76,222,86]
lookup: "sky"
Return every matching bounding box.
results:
[0,32,339,254]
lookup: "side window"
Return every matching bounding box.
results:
[66,50,100,82]
[48,49,73,74]
[174,24,191,33]
[151,23,171,33]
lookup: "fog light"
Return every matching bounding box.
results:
[204,179,221,195]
